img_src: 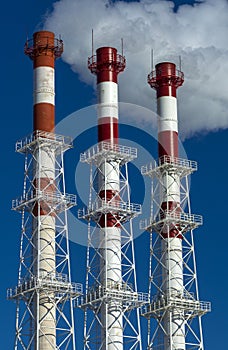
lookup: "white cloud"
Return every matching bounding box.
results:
[43,0,228,138]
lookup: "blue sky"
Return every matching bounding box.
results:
[1,0,227,348]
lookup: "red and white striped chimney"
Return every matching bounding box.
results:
[148,62,185,350]
[88,46,126,350]
[24,30,63,349]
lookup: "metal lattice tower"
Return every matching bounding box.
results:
[77,47,148,349]
[7,31,82,350]
[140,62,211,350]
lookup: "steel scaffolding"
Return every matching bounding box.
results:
[78,141,148,349]
[8,130,82,350]
[141,156,211,350]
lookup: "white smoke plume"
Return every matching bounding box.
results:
[43,0,228,139]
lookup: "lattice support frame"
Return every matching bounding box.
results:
[78,142,147,350]
[141,158,211,350]
[8,131,82,350]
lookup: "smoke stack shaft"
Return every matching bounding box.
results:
[88,46,126,349]
[24,30,63,349]
[148,61,185,350]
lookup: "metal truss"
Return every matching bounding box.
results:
[78,141,148,349]
[141,155,211,350]
[8,130,82,350]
